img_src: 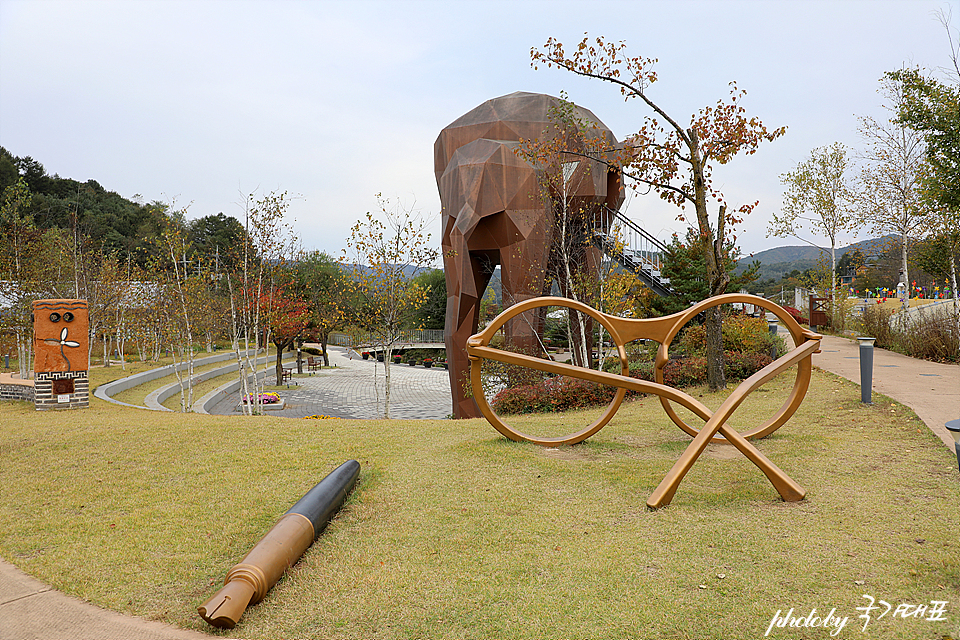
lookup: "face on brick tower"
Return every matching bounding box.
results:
[33,300,89,373]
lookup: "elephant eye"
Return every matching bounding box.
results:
[49,313,61,323]
[63,312,75,322]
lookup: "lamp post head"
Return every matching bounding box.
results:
[946,419,960,445]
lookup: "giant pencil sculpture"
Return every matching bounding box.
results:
[198,459,360,628]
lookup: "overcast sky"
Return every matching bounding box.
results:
[0,0,954,262]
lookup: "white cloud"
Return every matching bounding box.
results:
[1,0,951,259]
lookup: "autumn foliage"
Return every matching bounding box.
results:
[532,35,785,391]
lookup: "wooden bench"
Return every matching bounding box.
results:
[307,356,322,372]
[280,367,293,384]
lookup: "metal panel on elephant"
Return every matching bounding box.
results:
[435,92,625,418]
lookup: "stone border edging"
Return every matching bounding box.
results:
[93,352,234,408]
[193,353,296,414]
[144,353,294,412]
[94,351,295,411]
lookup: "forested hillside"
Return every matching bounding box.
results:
[0,148,257,377]
[0,147,246,268]
[735,236,897,281]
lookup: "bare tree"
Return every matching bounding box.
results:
[342,195,438,419]
[769,143,859,316]
[888,9,960,313]
[855,75,927,288]
[232,189,299,415]
[532,35,785,391]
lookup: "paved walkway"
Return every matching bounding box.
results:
[791,329,960,450]
[0,560,210,640]
[2,336,957,639]
[206,346,452,419]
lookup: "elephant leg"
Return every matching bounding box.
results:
[444,235,495,419]
[499,216,552,358]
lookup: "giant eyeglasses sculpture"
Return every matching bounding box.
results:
[466,293,822,508]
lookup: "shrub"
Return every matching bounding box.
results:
[724,351,775,380]
[861,303,959,363]
[489,350,773,415]
[405,348,445,361]
[900,309,959,362]
[826,296,859,333]
[491,376,618,415]
[478,344,549,399]
[860,305,895,349]
[723,314,778,353]
[675,313,778,356]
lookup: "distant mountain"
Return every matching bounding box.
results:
[736,236,897,280]
[338,263,430,280]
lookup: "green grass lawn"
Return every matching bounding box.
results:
[0,367,958,639]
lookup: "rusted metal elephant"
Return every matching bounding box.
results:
[434,92,624,418]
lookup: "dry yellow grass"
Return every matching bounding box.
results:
[0,367,957,639]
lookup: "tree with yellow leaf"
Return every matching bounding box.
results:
[532,35,785,391]
[342,195,438,419]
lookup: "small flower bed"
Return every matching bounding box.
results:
[422,358,434,368]
[303,414,341,420]
[242,392,281,405]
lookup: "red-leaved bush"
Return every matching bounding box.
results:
[490,351,774,415]
[490,377,619,415]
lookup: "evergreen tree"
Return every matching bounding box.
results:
[653,229,759,316]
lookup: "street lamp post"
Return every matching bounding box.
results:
[946,419,960,474]
[857,336,876,405]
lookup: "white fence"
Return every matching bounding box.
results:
[328,329,445,347]
[890,299,960,328]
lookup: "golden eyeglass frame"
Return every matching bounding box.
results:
[466,294,822,508]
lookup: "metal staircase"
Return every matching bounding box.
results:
[593,207,673,297]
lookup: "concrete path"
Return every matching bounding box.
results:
[0,560,210,639]
[791,329,959,450]
[2,337,957,639]
[206,346,452,419]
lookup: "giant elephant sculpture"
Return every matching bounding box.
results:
[435,92,625,418]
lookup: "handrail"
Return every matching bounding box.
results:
[602,205,670,254]
[594,206,673,296]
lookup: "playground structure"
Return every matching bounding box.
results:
[466,294,823,509]
[436,92,679,419]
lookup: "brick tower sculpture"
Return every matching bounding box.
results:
[33,299,90,410]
